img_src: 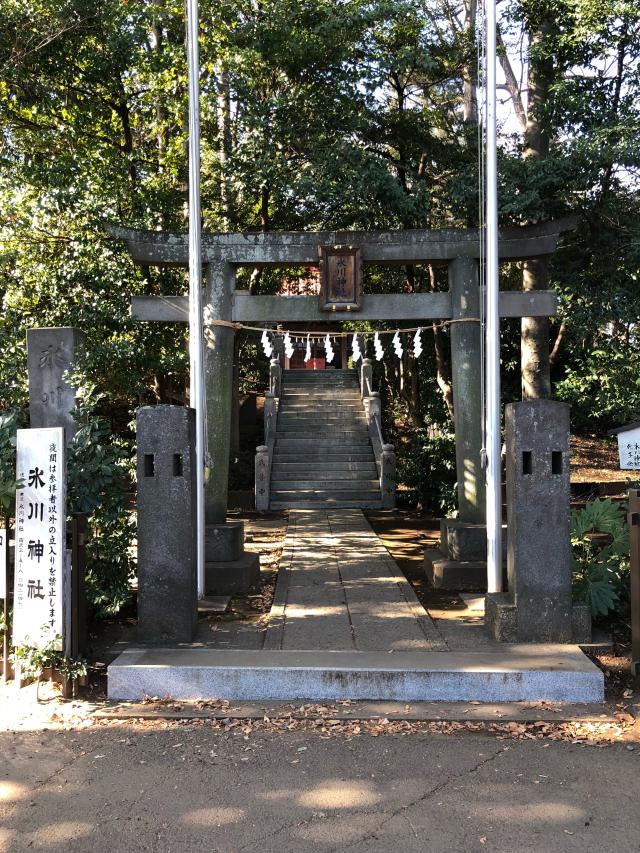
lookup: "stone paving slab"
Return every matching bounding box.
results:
[264,509,446,652]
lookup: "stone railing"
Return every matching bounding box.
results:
[255,358,281,511]
[360,358,396,509]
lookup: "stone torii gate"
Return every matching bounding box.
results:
[110,219,572,587]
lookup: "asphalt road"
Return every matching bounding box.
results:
[1,722,639,853]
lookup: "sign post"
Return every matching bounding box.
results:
[13,428,66,650]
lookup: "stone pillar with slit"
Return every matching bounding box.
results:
[485,399,591,642]
[137,405,198,643]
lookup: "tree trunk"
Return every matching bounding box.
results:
[521,20,554,399]
[521,258,551,399]
[217,62,233,228]
[462,0,478,126]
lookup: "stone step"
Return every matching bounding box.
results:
[283,381,359,385]
[277,424,368,433]
[280,393,362,407]
[271,479,380,491]
[273,447,375,457]
[275,436,371,453]
[279,409,365,416]
[107,647,605,702]
[277,414,367,423]
[270,465,379,478]
[270,489,382,502]
[277,430,371,441]
[272,453,376,464]
[270,499,384,510]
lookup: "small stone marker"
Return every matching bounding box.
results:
[13,427,66,649]
[608,422,640,469]
[27,327,85,444]
[485,400,590,643]
[136,405,197,644]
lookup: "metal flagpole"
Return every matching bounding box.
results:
[186,0,206,598]
[485,0,503,593]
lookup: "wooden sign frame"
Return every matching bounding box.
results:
[318,245,363,312]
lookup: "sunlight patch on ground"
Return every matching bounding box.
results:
[297,780,382,809]
[182,806,246,826]
[25,821,94,847]
[0,780,28,802]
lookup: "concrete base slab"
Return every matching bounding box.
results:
[197,596,231,614]
[107,646,604,703]
[205,522,244,562]
[205,553,260,595]
[440,519,508,562]
[425,548,489,590]
[460,593,485,612]
[485,593,592,644]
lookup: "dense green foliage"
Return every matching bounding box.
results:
[1,0,639,608]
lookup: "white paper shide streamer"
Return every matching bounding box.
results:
[304,334,311,363]
[351,333,362,363]
[261,329,273,358]
[374,331,384,361]
[284,331,294,359]
[325,333,335,363]
[413,327,422,359]
[392,330,403,359]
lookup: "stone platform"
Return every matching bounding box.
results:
[108,646,603,703]
[108,509,604,703]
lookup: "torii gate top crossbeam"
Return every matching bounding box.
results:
[107,218,576,268]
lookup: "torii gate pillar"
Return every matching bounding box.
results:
[203,262,235,524]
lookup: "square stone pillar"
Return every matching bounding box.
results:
[485,400,590,642]
[27,327,85,445]
[136,406,197,643]
[202,262,260,595]
[425,258,491,589]
[203,261,235,524]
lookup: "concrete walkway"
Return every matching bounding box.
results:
[106,510,604,703]
[264,510,446,652]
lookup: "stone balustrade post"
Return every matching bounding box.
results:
[269,358,282,397]
[381,444,396,509]
[264,391,277,444]
[255,445,270,511]
[360,357,373,398]
[365,391,381,429]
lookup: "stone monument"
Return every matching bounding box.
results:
[485,399,590,643]
[136,405,197,643]
[27,327,85,444]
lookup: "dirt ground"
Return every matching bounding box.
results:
[571,434,637,484]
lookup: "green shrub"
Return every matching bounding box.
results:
[571,498,629,618]
[68,386,136,617]
[396,428,457,515]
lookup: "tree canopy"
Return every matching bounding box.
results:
[1,0,639,425]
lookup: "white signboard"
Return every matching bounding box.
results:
[617,427,640,470]
[13,428,66,649]
[0,527,6,600]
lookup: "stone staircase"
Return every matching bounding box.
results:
[269,370,383,510]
